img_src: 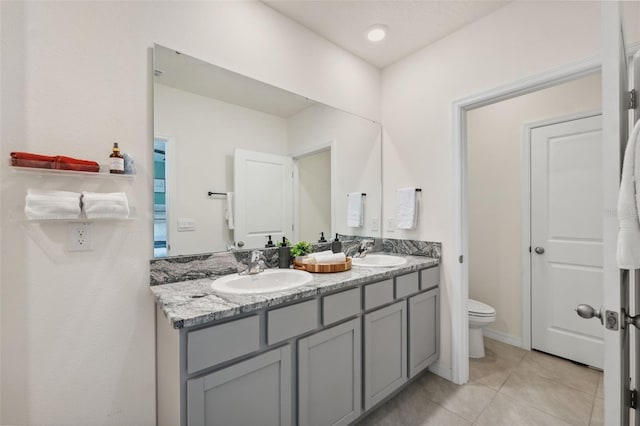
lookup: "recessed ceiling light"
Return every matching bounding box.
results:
[367,24,388,43]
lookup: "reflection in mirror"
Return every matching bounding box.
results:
[153,44,382,257]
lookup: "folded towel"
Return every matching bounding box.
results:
[396,188,418,229]
[617,119,640,269]
[54,156,100,173]
[82,191,130,219]
[347,193,364,227]
[225,192,234,230]
[11,152,55,169]
[307,250,334,259]
[25,189,82,220]
[303,252,346,264]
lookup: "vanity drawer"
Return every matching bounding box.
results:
[268,299,318,345]
[395,272,420,299]
[187,315,260,374]
[420,266,440,290]
[364,279,394,310]
[322,287,361,326]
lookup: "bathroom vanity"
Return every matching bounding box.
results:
[152,254,439,426]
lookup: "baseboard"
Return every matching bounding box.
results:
[427,361,452,381]
[483,328,523,348]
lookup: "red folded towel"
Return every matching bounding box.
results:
[54,156,100,173]
[10,152,55,169]
[10,152,100,172]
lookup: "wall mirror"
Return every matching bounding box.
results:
[153,44,382,258]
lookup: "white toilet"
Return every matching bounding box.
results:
[468,298,496,358]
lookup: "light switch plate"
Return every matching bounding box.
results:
[177,218,195,231]
[371,217,379,231]
[386,218,395,232]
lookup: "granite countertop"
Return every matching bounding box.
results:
[151,254,439,329]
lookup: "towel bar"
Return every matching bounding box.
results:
[207,192,227,196]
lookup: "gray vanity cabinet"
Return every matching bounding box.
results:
[363,300,407,410]
[408,287,440,378]
[298,318,361,426]
[186,345,292,426]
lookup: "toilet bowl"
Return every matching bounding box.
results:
[468,299,496,358]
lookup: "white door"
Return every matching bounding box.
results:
[601,2,632,424]
[234,149,293,249]
[531,114,604,369]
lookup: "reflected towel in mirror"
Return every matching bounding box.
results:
[347,192,364,227]
[225,192,234,230]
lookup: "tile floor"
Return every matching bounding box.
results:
[357,337,603,426]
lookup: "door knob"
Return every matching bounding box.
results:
[576,304,603,325]
[534,247,545,254]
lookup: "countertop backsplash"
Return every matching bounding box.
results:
[150,237,440,286]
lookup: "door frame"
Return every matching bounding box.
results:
[451,40,640,386]
[153,134,176,257]
[290,139,336,243]
[520,110,602,351]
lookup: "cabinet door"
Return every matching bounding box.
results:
[298,318,361,426]
[187,345,292,426]
[363,301,407,410]
[408,288,440,378]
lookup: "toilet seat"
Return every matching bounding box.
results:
[468,299,495,317]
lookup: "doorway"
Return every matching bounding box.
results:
[154,137,169,257]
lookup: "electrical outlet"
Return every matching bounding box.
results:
[68,222,93,252]
[371,217,379,231]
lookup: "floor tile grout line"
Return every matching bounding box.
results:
[470,389,498,425]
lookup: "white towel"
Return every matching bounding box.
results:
[225,192,234,230]
[82,191,130,219]
[307,250,334,259]
[396,188,418,229]
[617,119,640,269]
[303,252,346,264]
[25,189,82,220]
[347,193,364,227]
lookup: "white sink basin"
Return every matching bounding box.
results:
[210,269,313,295]
[352,254,408,268]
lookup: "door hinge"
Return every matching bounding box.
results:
[629,388,638,409]
[629,89,637,110]
[458,255,463,263]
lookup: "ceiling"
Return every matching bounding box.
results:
[263,0,511,68]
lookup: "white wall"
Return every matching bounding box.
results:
[0,1,380,424]
[288,103,382,238]
[154,83,288,255]
[381,1,640,378]
[467,73,602,341]
[297,150,331,242]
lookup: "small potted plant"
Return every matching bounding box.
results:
[290,241,312,264]
[278,237,291,268]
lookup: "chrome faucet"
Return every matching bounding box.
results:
[239,250,266,275]
[354,239,375,258]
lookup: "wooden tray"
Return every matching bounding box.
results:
[293,257,352,273]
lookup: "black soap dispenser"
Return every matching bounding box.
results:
[278,237,291,269]
[318,232,327,243]
[265,235,275,248]
[332,233,342,253]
